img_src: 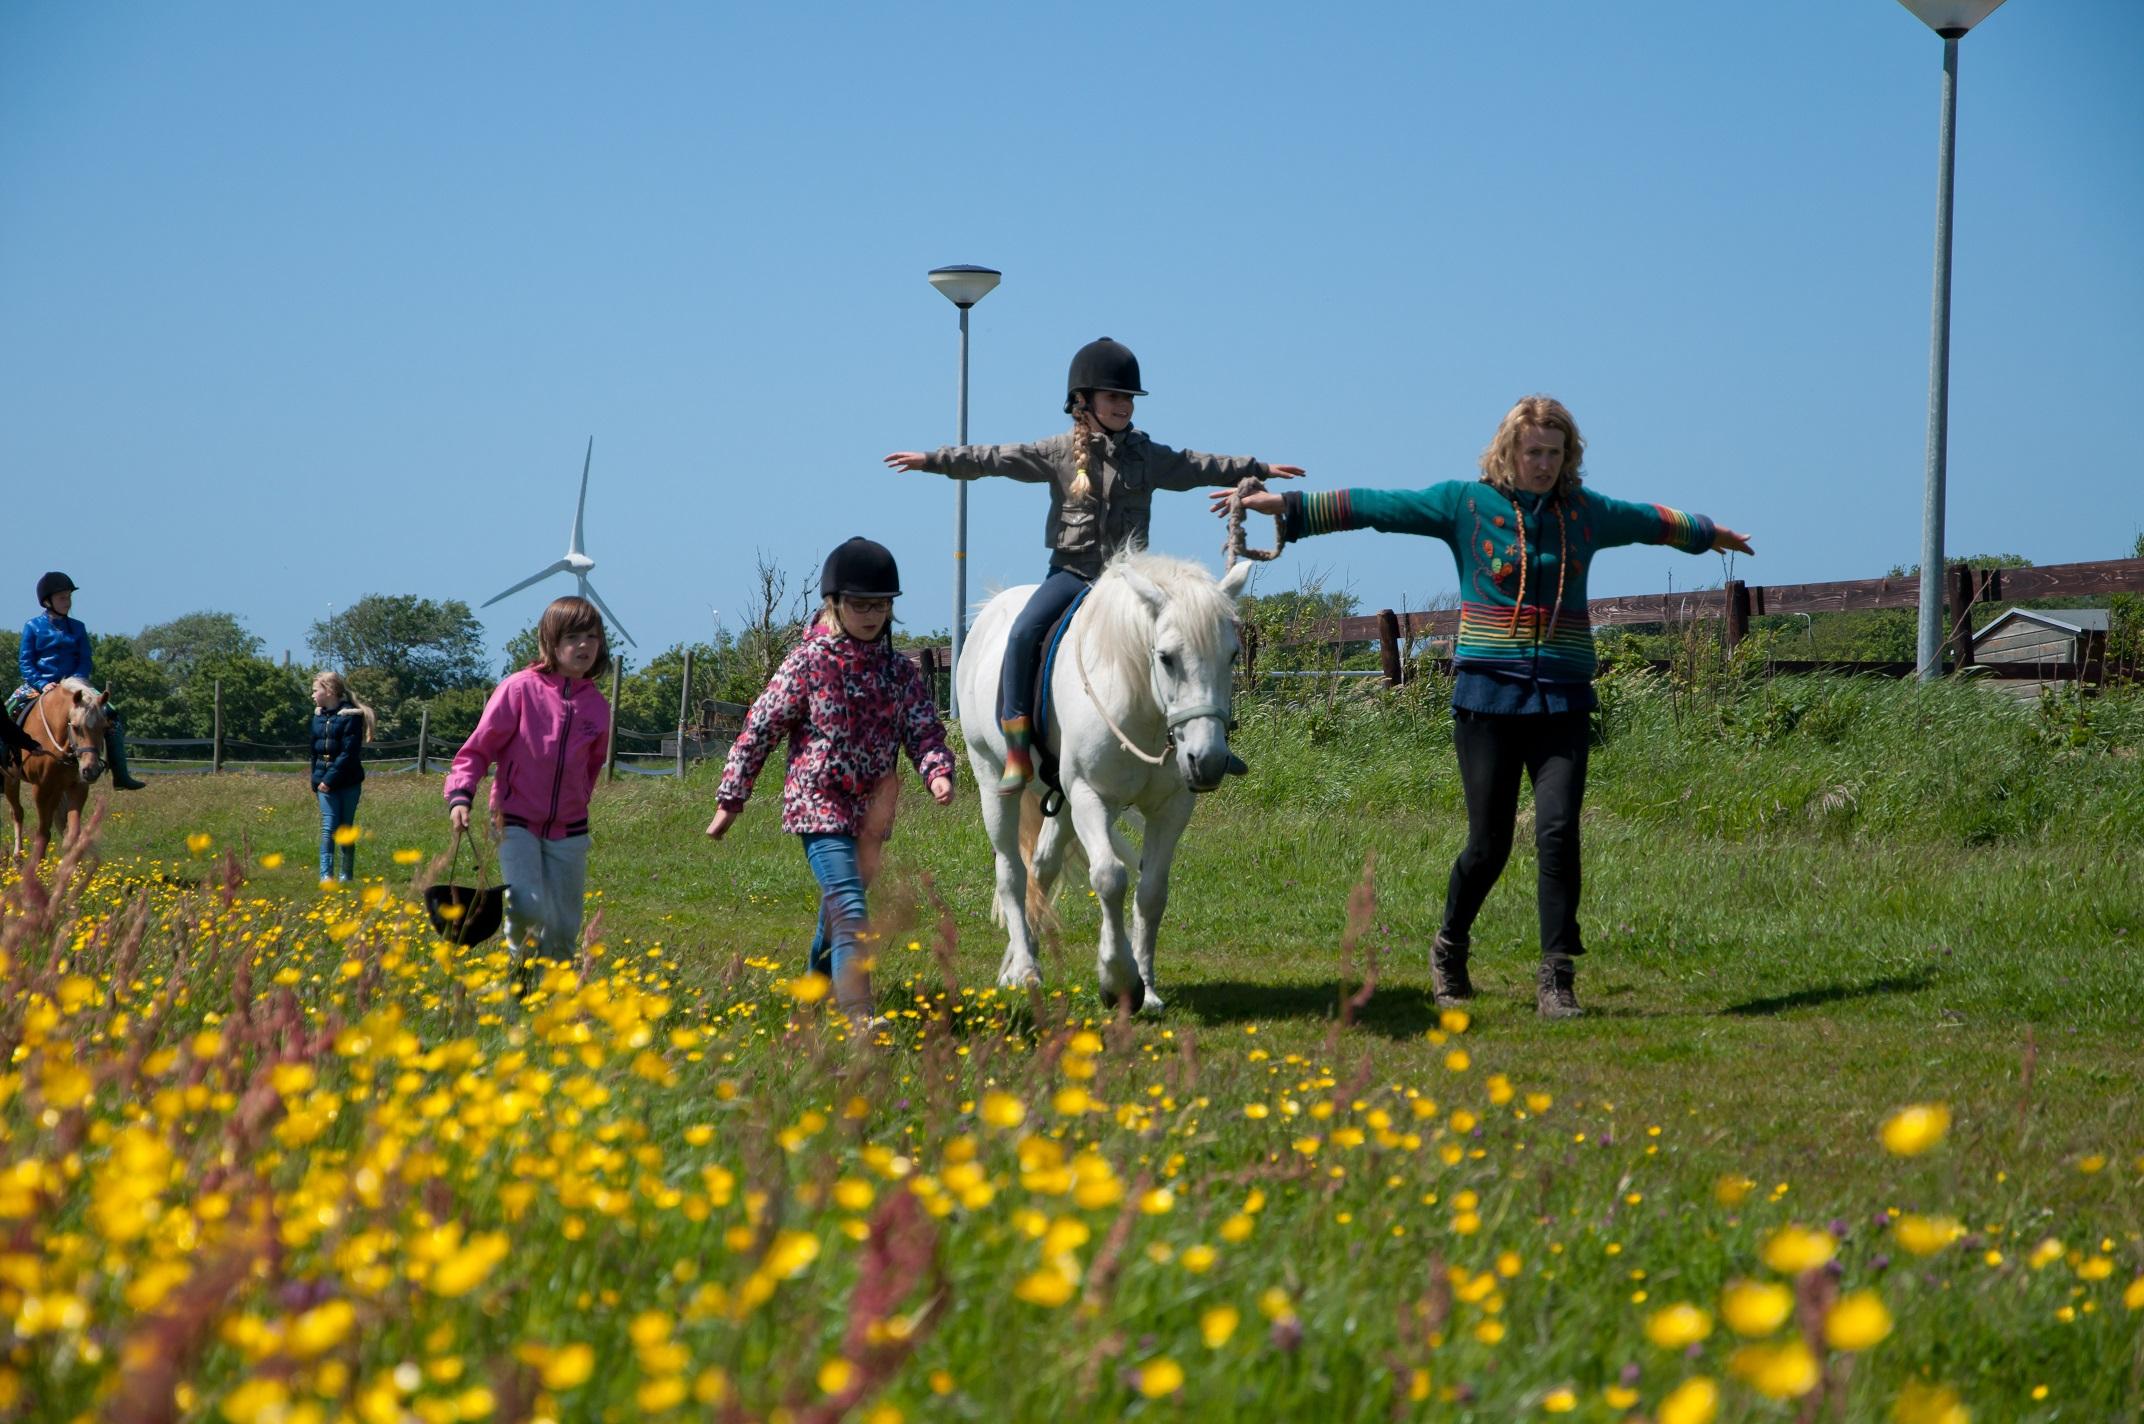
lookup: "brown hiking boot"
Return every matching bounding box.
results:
[1536,956,1583,1020]
[1430,931,1474,1009]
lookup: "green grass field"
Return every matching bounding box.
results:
[7,674,2142,1420]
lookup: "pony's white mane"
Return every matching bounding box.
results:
[1082,549,1239,710]
[59,676,93,695]
[55,677,107,735]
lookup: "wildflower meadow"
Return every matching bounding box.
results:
[4,677,2141,1421]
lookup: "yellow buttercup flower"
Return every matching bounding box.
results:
[1542,1387,1577,1412]
[186,832,212,854]
[1137,1358,1183,1399]
[1201,1305,1239,1348]
[1657,1377,1719,1424]
[1713,1174,1756,1207]
[1014,1267,1075,1308]
[541,1344,595,1390]
[392,848,423,865]
[1892,1380,1971,1424]
[1645,1303,1713,1350]
[1895,1214,1963,1256]
[333,825,361,847]
[787,974,832,1005]
[1823,1289,1893,1350]
[1719,1279,1793,1337]
[979,1091,1026,1129]
[1730,1340,1820,1399]
[1879,1103,1951,1157]
[1761,1225,1835,1274]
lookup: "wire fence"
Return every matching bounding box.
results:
[124,660,750,779]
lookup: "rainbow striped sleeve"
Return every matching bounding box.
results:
[1287,489,1356,537]
[1586,491,1718,555]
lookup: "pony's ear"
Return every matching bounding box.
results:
[1219,561,1252,598]
[1120,569,1166,614]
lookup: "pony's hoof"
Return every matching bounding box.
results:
[1136,988,1165,1017]
[1099,978,1146,1015]
[997,968,1042,992]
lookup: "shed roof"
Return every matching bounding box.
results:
[1973,607,2110,642]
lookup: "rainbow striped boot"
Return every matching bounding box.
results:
[998,716,1035,795]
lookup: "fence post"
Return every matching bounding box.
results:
[1950,564,1976,672]
[1725,581,1750,654]
[416,705,431,775]
[606,661,622,782]
[211,679,224,773]
[918,646,938,712]
[1377,609,1403,687]
[676,649,693,779]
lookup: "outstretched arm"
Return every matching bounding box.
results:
[1215,484,1464,542]
[1585,491,1751,557]
[1145,437,1305,494]
[884,438,1062,484]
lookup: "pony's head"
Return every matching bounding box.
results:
[57,678,108,784]
[1088,550,1252,792]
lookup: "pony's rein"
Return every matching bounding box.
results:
[1223,476,1286,568]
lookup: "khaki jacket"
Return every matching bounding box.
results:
[924,430,1266,578]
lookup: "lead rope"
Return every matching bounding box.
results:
[1223,476,1286,569]
[1074,622,1172,767]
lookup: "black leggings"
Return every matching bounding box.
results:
[1441,709,1590,958]
[997,568,1090,725]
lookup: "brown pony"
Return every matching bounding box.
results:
[5,678,110,861]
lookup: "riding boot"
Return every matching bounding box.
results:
[104,717,148,791]
[998,716,1035,794]
[1536,954,1584,1020]
[1430,931,1474,1009]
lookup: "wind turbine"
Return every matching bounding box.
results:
[481,438,637,646]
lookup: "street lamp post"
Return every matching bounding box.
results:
[1897,0,2008,680]
[927,264,1002,720]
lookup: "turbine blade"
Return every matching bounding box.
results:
[570,437,592,556]
[481,559,573,607]
[580,578,635,647]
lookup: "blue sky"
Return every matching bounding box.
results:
[4,1,2138,665]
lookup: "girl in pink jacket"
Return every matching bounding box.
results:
[445,595,613,994]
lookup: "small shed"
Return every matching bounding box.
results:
[1969,608,2108,698]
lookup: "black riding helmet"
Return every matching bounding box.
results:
[1064,337,1147,414]
[820,538,902,600]
[36,572,78,609]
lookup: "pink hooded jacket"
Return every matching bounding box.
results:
[444,667,611,839]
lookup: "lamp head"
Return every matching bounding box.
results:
[927,265,1002,309]
[1896,0,2008,38]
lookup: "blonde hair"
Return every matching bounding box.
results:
[312,669,377,742]
[1479,395,1586,500]
[1065,397,1106,504]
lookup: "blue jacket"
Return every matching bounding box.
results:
[310,705,368,790]
[19,612,93,688]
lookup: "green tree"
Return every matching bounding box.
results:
[308,596,488,727]
[135,611,265,679]
[502,625,540,675]
[91,634,187,740]
[183,653,313,753]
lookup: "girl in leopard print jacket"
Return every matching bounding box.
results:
[708,538,955,1028]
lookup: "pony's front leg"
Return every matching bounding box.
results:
[976,780,1042,989]
[1066,785,1140,1012]
[1127,791,1195,1016]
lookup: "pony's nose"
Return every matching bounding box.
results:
[1184,744,1230,791]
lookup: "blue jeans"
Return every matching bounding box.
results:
[801,832,873,1014]
[317,784,362,881]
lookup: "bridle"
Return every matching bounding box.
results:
[1073,622,1237,772]
[29,687,102,776]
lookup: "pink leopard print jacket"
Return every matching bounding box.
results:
[716,626,955,836]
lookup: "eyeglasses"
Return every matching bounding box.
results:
[840,598,893,615]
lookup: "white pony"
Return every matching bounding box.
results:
[961,550,1252,1013]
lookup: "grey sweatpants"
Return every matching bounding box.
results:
[496,827,591,966]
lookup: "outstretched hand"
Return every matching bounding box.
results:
[929,775,954,807]
[883,452,930,473]
[1713,528,1756,556]
[1210,487,1287,517]
[1263,464,1306,480]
